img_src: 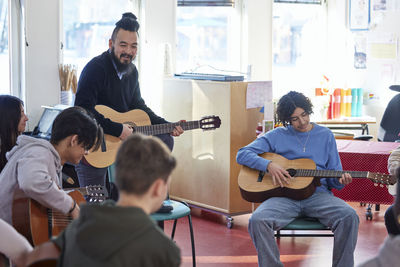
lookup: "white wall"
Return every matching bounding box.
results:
[327,0,400,138]
[24,0,61,130]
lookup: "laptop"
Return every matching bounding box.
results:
[31,106,66,140]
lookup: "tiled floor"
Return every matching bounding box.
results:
[163,202,389,267]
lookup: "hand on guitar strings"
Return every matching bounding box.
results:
[120,123,134,140]
[171,120,185,137]
[267,162,293,187]
[339,172,353,185]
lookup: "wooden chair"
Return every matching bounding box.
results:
[275,217,333,238]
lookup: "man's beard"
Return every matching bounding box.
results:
[111,47,133,73]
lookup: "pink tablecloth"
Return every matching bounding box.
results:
[332,140,400,204]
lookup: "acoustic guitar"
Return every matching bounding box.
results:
[12,186,107,246]
[85,105,221,168]
[238,153,396,203]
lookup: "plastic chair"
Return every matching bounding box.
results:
[275,217,333,238]
[151,200,196,267]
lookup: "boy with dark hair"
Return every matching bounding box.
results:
[53,133,181,267]
[237,91,359,267]
[0,106,103,224]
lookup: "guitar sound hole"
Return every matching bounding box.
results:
[287,168,297,177]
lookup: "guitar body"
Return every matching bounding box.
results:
[238,153,319,203]
[12,191,85,246]
[85,105,151,168]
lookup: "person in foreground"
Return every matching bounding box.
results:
[0,95,28,172]
[74,12,183,189]
[0,106,103,224]
[236,91,359,267]
[358,166,400,267]
[0,218,32,267]
[53,133,181,267]
[384,145,400,235]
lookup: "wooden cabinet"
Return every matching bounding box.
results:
[162,79,264,215]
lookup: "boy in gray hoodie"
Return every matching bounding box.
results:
[0,106,103,225]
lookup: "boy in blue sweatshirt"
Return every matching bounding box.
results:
[237,91,359,267]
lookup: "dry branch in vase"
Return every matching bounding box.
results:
[58,64,77,92]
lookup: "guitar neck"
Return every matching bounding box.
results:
[135,121,200,136]
[294,169,369,178]
[65,186,107,202]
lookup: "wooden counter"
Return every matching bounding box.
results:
[162,79,264,216]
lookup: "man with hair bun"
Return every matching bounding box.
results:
[74,12,184,192]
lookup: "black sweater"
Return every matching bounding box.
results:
[75,51,168,137]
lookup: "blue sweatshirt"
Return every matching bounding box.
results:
[236,123,344,193]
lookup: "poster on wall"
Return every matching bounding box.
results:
[354,34,367,69]
[369,32,397,59]
[349,0,371,31]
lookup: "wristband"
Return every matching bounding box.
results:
[68,200,77,214]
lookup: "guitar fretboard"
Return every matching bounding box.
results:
[294,169,369,178]
[135,121,200,136]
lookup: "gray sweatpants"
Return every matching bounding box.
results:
[248,191,359,267]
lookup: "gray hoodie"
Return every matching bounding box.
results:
[0,135,73,224]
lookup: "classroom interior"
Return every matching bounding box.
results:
[1,0,400,266]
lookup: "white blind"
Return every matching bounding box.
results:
[178,0,235,7]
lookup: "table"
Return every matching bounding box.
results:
[332,140,400,206]
[316,117,376,135]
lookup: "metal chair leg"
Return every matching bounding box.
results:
[188,214,196,267]
[171,219,178,240]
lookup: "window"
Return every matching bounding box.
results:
[272,2,327,97]
[63,0,136,77]
[176,4,240,74]
[0,0,10,94]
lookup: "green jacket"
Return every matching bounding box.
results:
[54,200,181,267]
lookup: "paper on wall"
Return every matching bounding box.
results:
[264,101,274,121]
[246,81,272,109]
